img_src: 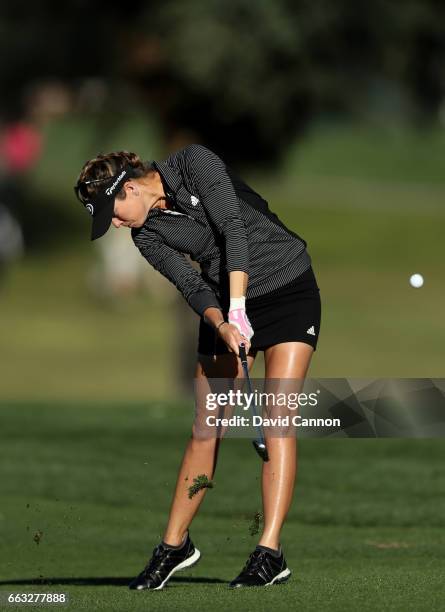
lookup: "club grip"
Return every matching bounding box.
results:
[239,343,247,362]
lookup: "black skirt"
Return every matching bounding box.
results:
[197,266,321,356]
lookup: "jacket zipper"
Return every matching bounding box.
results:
[160,208,206,227]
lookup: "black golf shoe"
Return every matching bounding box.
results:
[229,546,291,588]
[129,532,201,591]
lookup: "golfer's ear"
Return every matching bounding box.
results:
[124,181,139,196]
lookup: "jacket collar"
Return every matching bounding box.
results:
[151,160,183,198]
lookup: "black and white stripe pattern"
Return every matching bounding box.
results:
[131,144,311,317]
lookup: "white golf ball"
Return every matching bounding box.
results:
[409,274,424,288]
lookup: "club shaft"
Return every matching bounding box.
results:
[239,346,265,444]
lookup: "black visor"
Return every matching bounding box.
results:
[74,165,136,241]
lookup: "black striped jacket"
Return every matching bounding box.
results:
[131,144,311,317]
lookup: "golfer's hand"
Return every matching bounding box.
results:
[218,322,251,356]
[228,308,254,341]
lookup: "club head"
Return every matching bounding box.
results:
[253,440,269,462]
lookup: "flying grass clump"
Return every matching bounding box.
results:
[249,511,264,536]
[33,530,43,545]
[188,474,214,499]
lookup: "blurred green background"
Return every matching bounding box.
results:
[0,1,444,402]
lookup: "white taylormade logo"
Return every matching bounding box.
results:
[105,170,126,196]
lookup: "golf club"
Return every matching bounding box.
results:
[239,343,269,462]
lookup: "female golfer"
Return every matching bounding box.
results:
[74,144,321,590]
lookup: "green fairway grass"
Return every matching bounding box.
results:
[1,402,445,611]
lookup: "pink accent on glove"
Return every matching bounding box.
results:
[228,308,254,341]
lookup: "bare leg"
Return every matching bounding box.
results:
[163,351,257,545]
[259,342,314,550]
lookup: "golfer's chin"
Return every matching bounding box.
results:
[129,220,145,229]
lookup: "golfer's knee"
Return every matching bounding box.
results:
[191,425,218,448]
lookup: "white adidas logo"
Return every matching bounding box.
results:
[191,195,199,206]
[306,326,316,336]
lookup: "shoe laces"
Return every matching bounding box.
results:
[142,544,169,579]
[243,549,267,575]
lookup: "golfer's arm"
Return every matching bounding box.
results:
[230,270,248,298]
[185,145,250,286]
[203,270,248,329]
[203,307,225,330]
